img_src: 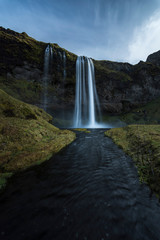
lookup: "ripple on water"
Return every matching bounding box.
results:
[0,130,160,240]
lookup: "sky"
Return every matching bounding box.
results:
[0,0,160,64]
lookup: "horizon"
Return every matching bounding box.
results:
[1,0,160,64]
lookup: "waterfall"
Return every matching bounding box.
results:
[74,56,101,128]
[43,44,53,111]
[50,46,53,71]
[63,51,66,81]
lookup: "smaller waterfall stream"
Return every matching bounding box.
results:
[74,56,101,128]
[63,51,66,82]
[43,45,53,111]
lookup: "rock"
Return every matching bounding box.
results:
[146,50,160,67]
[1,26,160,115]
[103,103,123,113]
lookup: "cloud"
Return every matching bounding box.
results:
[1,0,160,63]
[128,10,160,64]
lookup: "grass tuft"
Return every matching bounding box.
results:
[105,125,160,198]
[0,89,76,190]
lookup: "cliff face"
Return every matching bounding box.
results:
[0,27,77,110]
[146,50,160,67]
[94,60,160,113]
[1,26,160,115]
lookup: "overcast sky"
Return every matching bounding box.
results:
[0,0,160,64]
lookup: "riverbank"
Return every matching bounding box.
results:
[0,89,76,190]
[105,125,160,198]
[0,129,160,240]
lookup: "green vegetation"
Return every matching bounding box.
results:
[105,125,160,197]
[94,60,132,82]
[120,97,160,124]
[133,61,160,77]
[0,89,76,190]
[73,128,91,133]
[53,118,72,128]
[0,173,13,190]
[0,27,77,104]
[0,75,42,103]
[0,27,47,70]
[102,114,126,127]
[51,43,77,62]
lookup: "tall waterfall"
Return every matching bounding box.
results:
[43,44,53,111]
[74,56,101,128]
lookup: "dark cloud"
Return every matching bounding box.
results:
[0,0,160,63]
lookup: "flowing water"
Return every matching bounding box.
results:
[63,51,66,82]
[62,51,67,121]
[0,129,160,240]
[74,57,101,128]
[42,45,53,111]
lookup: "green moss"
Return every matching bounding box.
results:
[0,27,77,102]
[94,60,132,83]
[51,43,77,62]
[0,173,13,191]
[0,27,46,69]
[0,89,76,189]
[105,125,160,198]
[120,97,160,124]
[73,128,91,133]
[133,61,160,77]
[0,88,51,121]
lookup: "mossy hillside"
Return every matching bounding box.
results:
[0,27,77,87]
[120,97,160,124]
[94,60,132,83]
[0,88,52,121]
[0,117,75,172]
[0,27,47,71]
[132,61,160,78]
[105,125,160,198]
[0,75,62,105]
[94,59,160,82]
[0,75,42,103]
[51,43,77,85]
[52,43,77,63]
[53,117,73,128]
[0,89,76,190]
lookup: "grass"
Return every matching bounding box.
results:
[0,89,76,190]
[0,173,13,191]
[0,27,46,69]
[105,125,160,198]
[0,27,77,105]
[120,97,160,124]
[94,60,132,83]
[73,128,91,133]
[0,75,43,104]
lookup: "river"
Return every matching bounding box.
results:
[0,129,160,240]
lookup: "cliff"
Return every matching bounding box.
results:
[94,59,160,114]
[146,50,160,67]
[0,27,77,110]
[1,26,160,118]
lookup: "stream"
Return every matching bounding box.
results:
[0,129,160,240]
